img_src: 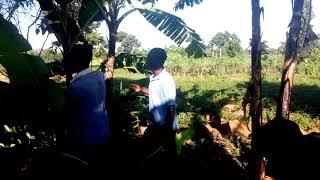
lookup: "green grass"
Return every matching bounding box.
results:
[113,69,320,130]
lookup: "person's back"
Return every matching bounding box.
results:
[63,43,110,157]
[66,70,109,148]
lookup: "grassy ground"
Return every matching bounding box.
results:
[113,69,320,130]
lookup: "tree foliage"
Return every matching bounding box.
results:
[0,15,31,53]
[208,31,242,57]
[0,0,35,21]
[85,23,108,59]
[0,16,64,154]
[117,31,141,53]
[138,7,205,57]
[174,0,203,11]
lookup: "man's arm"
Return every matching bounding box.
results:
[129,83,149,95]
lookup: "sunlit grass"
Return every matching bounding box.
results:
[114,69,320,130]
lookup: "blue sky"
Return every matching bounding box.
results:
[23,0,320,50]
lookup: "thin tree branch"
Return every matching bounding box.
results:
[39,33,50,56]
[14,13,22,33]
[116,0,126,16]
[94,0,111,26]
[112,1,120,21]
[6,1,19,20]
[70,1,103,51]
[27,9,41,41]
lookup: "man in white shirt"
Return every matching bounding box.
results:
[129,48,178,160]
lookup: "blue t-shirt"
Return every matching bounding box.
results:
[148,69,178,130]
[65,69,110,148]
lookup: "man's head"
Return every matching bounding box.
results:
[66,43,93,73]
[145,48,167,71]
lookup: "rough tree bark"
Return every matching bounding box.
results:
[276,0,311,119]
[250,0,264,179]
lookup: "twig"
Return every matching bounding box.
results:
[27,9,41,41]
[15,13,22,34]
[39,33,50,56]
[6,1,19,20]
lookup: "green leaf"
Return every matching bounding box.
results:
[138,8,206,57]
[185,39,206,58]
[174,0,203,11]
[176,127,195,154]
[9,144,16,148]
[115,53,146,73]
[78,0,107,29]
[3,125,13,133]
[48,80,65,111]
[123,66,139,73]
[35,28,40,35]
[0,54,49,88]
[0,16,32,54]
[26,132,35,139]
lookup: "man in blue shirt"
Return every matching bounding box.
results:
[63,43,110,161]
[129,48,178,159]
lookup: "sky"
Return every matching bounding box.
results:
[22,0,320,50]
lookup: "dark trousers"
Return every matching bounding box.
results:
[141,125,177,174]
[62,141,110,177]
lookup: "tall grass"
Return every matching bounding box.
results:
[164,51,320,78]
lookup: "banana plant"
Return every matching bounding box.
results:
[174,0,203,10]
[276,0,317,119]
[136,0,203,11]
[78,0,206,108]
[0,15,64,153]
[36,0,205,109]
[36,0,113,85]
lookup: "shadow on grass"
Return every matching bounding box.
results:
[236,80,320,118]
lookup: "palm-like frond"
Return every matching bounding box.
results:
[174,0,203,11]
[78,0,108,29]
[138,8,205,57]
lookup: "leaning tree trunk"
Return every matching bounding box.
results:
[250,0,264,179]
[276,0,311,119]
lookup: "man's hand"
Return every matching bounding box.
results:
[129,83,149,94]
[129,83,141,93]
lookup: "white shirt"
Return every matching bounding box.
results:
[148,69,178,130]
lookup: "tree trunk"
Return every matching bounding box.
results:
[62,38,72,86]
[276,0,310,119]
[103,21,118,113]
[250,0,264,179]
[105,28,117,80]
